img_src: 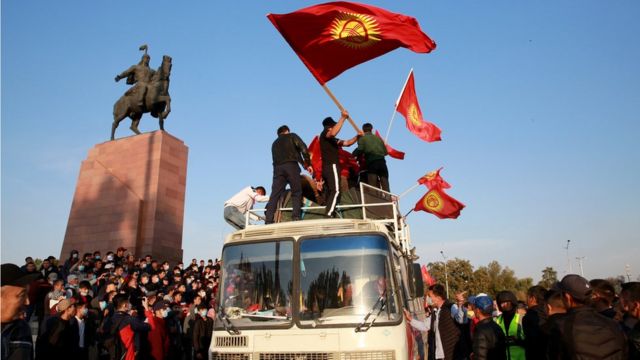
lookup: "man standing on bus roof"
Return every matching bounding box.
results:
[265,125,313,224]
[352,122,389,192]
[223,186,269,229]
[319,110,362,217]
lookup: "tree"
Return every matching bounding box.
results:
[538,267,558,289]
[427,258,473,299]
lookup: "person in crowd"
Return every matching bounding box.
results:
[620,282,640,358]
[405,284,466,360]
[144,300,170,360]
[224,186,269,229]
[522,285,548,360]
[471,295,506,360]
[494,291,525,360]
[352,122,390,192]
[69,297,98,360]
[548,274,627,359]
[1,263,41,360]
[104,294,151,360]
[192,304,214,360]
[265,125,313,224]
[36,298,78,358]
[589,278,617,318]
[318,110,362,217]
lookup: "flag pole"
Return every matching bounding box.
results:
[322,84,361,133]
[384,68,413,143]
[399,182,421,199]
[403,209,414,218]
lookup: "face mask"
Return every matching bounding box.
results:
[199,291,206,298]
[81,308,89,317]
[95,256,101,260]
[174,271,181,275]
[73,253,78,258]
[200,310,208,317]
[207,284,214,289]
[78,265,85,272]
[100,301,107,311]
[162,309,169,318]
[140,263,146,268]
[426,297,434,306]
[163,265,170,270]
[80,290,89,296]
[186,278,192,284]
[107,255,114,261]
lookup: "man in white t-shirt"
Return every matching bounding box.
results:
[224,186,269,229]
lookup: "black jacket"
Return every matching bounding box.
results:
[472,317,507,360]
[192,315,213,357]
[1,319,33,360]
[271,133,310,167]
[548,306,627,359]
[523,305,547,360]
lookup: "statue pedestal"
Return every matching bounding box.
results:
[61,131,188,264]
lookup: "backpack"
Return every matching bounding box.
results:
[103,315,126,360]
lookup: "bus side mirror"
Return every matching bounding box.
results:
[411,263,424,298]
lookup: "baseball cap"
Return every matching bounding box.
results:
[153,300,169,312]
[557,274,592,301]
[57,298,76,312]
[467,292,488,304]
[1,263,40,286]
[473,295,494,313]
[322,117,337,128]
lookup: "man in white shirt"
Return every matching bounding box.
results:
[224,186,269,229]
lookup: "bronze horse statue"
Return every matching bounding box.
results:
[111,55,172,140]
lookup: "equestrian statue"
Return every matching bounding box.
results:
[111,45,172,140]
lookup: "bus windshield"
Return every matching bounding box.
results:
[298,235,399,326]
[218,240,293,327]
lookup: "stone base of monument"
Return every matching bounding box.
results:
[61,131,188,264]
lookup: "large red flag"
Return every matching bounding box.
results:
[267,2,436,84]
[414,188,464,219]
[418,167,451,190]
[375,130,405,160]
[396,71,441,142]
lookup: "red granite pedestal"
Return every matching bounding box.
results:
[61,131,188,264]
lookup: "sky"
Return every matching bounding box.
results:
[2,1,639,282]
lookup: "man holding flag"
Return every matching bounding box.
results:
[353,123,390,192]
[319,109,362,217]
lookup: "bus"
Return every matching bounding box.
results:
[210,184,426,360]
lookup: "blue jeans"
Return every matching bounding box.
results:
[224,206,246,229]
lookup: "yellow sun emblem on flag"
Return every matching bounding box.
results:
[423,191,443,212]
[330,12,381,49]
[408,103,422,126]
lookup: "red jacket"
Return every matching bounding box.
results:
[145,310,169,360]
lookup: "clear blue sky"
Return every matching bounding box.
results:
[2,1,639,282]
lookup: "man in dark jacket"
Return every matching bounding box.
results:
[352,122,389,191]
[192,304,213,359]
[522,285,548,360]
[472,295,506,360]
[620,282,640,359]
[265,125,313,223]
[36,298,78,359]
[548,274,627,359]
[103,294,151,360]
[1,263,40,360]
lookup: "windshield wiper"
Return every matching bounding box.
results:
[218,308,241,335]
[354,291,386,333]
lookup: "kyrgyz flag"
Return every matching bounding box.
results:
[414,188,464,219]
[418,167,451,190]
[375,130,405,160]
[308,136,323,181]
[421,264,436,286]
[397,70,441,142]
[267,2,436,84]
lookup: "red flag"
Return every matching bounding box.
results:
[414,188,464,219]
[375,130,405,160]
[421,264,436,286]
[267,2,436,84]
[396,71,441,142]
[339,148,360,178]
[308,136,323,181]
[418,167,451,190]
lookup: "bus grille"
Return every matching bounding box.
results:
[259,353,335,360]
[341,351,395,360]
[215,336,248,347]
[212,353,252,360]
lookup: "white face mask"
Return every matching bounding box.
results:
[426,296,434,306]
[162,309,169,318]
[99,301,107,311]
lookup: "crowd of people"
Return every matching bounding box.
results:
[406,274,640,359]
[1,248,222,360]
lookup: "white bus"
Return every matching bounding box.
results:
[210,184,426,360]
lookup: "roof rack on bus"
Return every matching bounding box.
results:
[244,183,411,253]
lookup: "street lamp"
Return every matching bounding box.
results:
[565,240,572,273]
[575,256,586,277]
[440,250,449,299]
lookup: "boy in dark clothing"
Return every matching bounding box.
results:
[104,294,151,360]
[36,298,78,359]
